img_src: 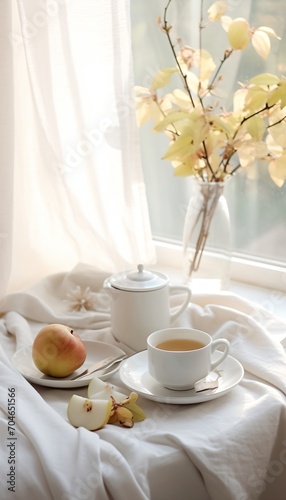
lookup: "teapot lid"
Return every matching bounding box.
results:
[108,264,169,291]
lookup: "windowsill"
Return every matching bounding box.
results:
[154,240,286,324]
[228,281,286,323]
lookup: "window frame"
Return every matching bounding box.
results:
[155,239,286,292]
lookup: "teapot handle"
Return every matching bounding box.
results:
[169,285,192,322]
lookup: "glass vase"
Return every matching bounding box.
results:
[182,179,231,292]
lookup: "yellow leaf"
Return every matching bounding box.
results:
[208,114,232,136]
[171,89,193,109]
[244,87,269,112]
[249,73,280,86]
[135,101,159,126]
[195,49,216,82]
[162,116,209,162]
[257,26,281,40]
[208,1,227,22]
[237,149,256,168]
[151,68,178,90]
[252,29,271,60]
[237,140,268,167]
[186,70,201,94]
[172,159,202,177]
[267,82,286,108]
[207,153,221,172]
[233,88,247,112]
[163,135,198,161]
[266,133,284,155]
[269,155,286,187]
[154,109,194,132]
[134,85,150,96]
[267,109,286,147]
[173,164,192,176]
[227,18,250,50]
[245,115,266,140]
[204,129,226,156]
[221,15,232,32]
[224,111,242,134]
[154,109,189,132]
[134,86,162,126]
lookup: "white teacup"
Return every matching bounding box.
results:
[147,327,230,390]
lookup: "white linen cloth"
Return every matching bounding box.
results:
[0,264,286,500]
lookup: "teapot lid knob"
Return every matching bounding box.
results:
[127,264,154,282]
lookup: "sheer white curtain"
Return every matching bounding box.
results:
[0,0,155,298]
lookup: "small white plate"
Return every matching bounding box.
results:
[119,350,244,404]
[12,340,126,388]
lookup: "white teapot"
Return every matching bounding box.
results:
[103,264,192,352]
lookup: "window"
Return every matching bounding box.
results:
[131,0,286,289]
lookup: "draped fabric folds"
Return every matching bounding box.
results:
[0,0,155,299]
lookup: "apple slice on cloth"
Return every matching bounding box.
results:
[68,377,146,430]
[88,377,127,402]
[67,395,112,431]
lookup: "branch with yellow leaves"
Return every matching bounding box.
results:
[135,0,286,186]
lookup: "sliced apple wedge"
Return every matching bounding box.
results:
[67,395,112,431]
[88,377,127,402]
[87,377,108,394]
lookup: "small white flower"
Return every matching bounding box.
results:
[65,286,98,312]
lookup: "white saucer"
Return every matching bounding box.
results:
[119,350,244,404]
[12,340,126,388]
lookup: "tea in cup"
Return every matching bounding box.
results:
[147,327,230,390]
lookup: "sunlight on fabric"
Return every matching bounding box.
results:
[2,0,155,295]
